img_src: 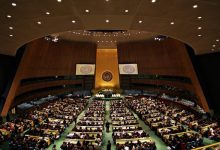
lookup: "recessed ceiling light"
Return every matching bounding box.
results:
[57,0,62,2]
[211,48,215,51]
[125,10,129,13]
[72,20,76,23]
[216,39,219,42]
[197,34,202,37]
[45,12,50,15]
[151,0,156,3]
[37,21,42,25]
[12,3,17,6]
[170,21,174,25]
[197,16,202,19]
[9,34,13,37]
[9,26,13,30]
[7,15,12,18]
[193,4,198,8]
[138,20,142,24]
[197,26,202,30]
[105,19,109,23]
[105,0,110,2]
[85,9,90,13]
[212,44,216,47]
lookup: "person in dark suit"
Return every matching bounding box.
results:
[106,121,110,132]
[107,140,111,150]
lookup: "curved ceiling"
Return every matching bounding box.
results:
[0,0,220,55]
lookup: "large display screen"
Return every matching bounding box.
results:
[119,64,138,75]
[76,64,95,75]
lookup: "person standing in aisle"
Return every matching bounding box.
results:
[106,121,110,132]
[107,140,111,150]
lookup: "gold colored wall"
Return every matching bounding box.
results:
[95,49,120,89]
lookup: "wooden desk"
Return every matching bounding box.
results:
[64,138,98,145]
[114,130,143,134]
[25,135,51,145]
[163,130,199,139]
[116,137,153,145]
[192,142,220,150]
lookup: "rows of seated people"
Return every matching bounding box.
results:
[110,100,156,150]
[158,100,220,141]
[126,97,205,150]
[0,98,87,150]
[0,114,34,145]
[62,100,105,150]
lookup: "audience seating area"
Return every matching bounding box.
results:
[62,100,104,150]
[0,98,87,149]
[111,100,156,150]
[126,96,220,150]
[1,95,220,150]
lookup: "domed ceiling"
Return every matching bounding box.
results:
[0,0,220,55]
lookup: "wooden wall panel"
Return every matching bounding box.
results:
[12,88,76,107]
[130,79,194,92]
[1,39,96,116]
[118,38,209,112]
[118,39,188,76]
[16,80,83,96]
[20,39,96,79]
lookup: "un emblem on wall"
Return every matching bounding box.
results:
[102,71,113,82]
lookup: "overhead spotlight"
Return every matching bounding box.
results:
[105,19,110,23]
[197,26,202,30]
[44,35,59,42]
[151,0,156,3]
[193,4,198,8]
[7,15,12,18]
[170,21,174,25]
[46,12,50,15]
[85,9,90,13]
[138,20,142,24]
[125,10,129,13]
[12,3,17,6]
[52,36,59,42]
[216,39,219,42]
[37,21,42,25]
[154,35,167,41]
[197,34,202,37]
[212,44,216,47]
[197,16,202,19]
[211,48,215,51]
[72,20,76,23]
[105,0,110,2]
[57,0,62,2]
[9,34,13,37]
[9,26,13,30]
